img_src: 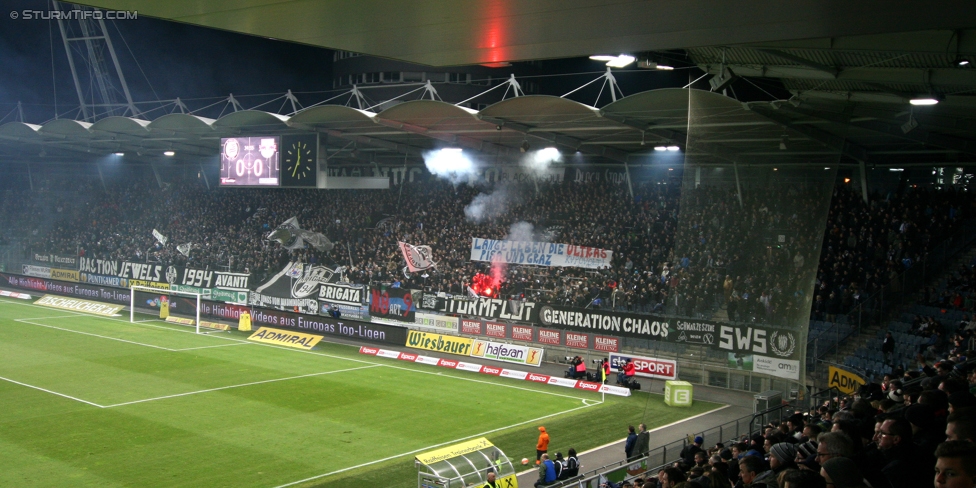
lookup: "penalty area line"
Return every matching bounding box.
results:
[0,375,105,408]
[101,364,381,408]
[273,401,599,488]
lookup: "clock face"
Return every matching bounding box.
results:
[285,140,314,181]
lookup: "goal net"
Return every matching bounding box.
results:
[129,285,208,333]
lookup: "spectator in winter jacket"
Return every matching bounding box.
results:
[535,454,557,487]
[625,425,638,460]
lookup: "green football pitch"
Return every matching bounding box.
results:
[0,297,723,487]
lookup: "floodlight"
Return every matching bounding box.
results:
[666,146,680,151]
[114,152,124,156]
[909,97,939,106]
[589,54,635,68]
[164,150,175,156]
[889,168,905,172]
[654,146,667,151]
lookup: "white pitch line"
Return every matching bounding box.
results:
[0,375,104,408]
[171,343,253,351]
[102,364,381,408]
[15,318,176,351]
[273,400,600,488]
[2,297,592,403]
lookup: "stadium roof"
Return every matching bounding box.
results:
[17,2,976,168]
[1,86,974,167]
[76,1,974,68]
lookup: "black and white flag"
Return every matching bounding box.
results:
[268,216,334,252]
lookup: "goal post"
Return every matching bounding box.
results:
[130,285,202,333]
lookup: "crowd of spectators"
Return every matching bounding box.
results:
[2,171,970,327]
[604,364,976,488]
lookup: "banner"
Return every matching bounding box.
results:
[1,273,132,304]
[321,302,370,320]
[539,305,801,360]
[609,352,677,380]
[50,269,79,282]
[34,294,125,316]
[32,253,78,269]
[212,288,248,304]
[398,241,437,272]
[130,280,170,290]
[470,339,543,367]
[470,238,613,269]
[361,346,631,397]
[406,330,473,356]
[567,167,628,184]
[22,265,51,278]
[754,355,800,381]
[78,258,250,291]
[420,294,537,322]
[369,285,416,322]
[247,327,323,350]
[171,284,212,299]
[248,292,318,314]
[370,312,457,331]
[318,283,365,306]
[828,365,865,395]
[79,272,127,288]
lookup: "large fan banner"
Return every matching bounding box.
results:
[469,238,612,269]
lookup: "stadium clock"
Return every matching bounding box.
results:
[285,140,314,181]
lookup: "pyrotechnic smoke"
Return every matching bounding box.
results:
[464,185,514,223]
[520,147,562,177]
[423,148,478,185]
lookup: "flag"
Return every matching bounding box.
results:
[268,217,334,251]
[152,229,168,246]
[601,364,607,383]
[398,241,437,272]
[176,243,192,257]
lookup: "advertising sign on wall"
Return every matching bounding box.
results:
[609,352,678,380]
[470,339,543,367]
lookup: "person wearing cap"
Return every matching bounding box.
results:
[905,402,944,454]
[536,426,550,465]
[934,440,976,488]
[820,457,868,488]
[552,452,565,480]
[682,435,706,468]
[768,442,798,481]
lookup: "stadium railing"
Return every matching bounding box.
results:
[545,403,793,488]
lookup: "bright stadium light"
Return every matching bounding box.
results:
[909,97,939,106]
[163,151,175,156]
[114,152,124,156]
[666,146,680,151]
[654,146,668,151]
[589,54,635,68]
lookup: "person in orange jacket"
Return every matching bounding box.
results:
[536,426,550,465]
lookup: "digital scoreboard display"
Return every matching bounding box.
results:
[219,136,280,187]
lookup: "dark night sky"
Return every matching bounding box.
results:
[0,0,786,124]
[0,0,336,123]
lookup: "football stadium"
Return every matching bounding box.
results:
[1,2,976,487]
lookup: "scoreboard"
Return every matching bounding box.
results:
[219,136,280,187]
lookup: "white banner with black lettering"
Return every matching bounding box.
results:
[470,238,612,269]
[318,283,365,306]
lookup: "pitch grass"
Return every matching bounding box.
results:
[0,298,721,487]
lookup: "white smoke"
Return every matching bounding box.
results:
[520,147,562,178]
[506,221,535,242]
[464,186,514,223]
[424,148,479,185]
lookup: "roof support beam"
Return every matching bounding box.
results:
[371,118,521,159]
[754,48,839,77]
[748,104,872,162]
[786,105,976,156]
[289,121,426,158]
[477,114,631,163]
